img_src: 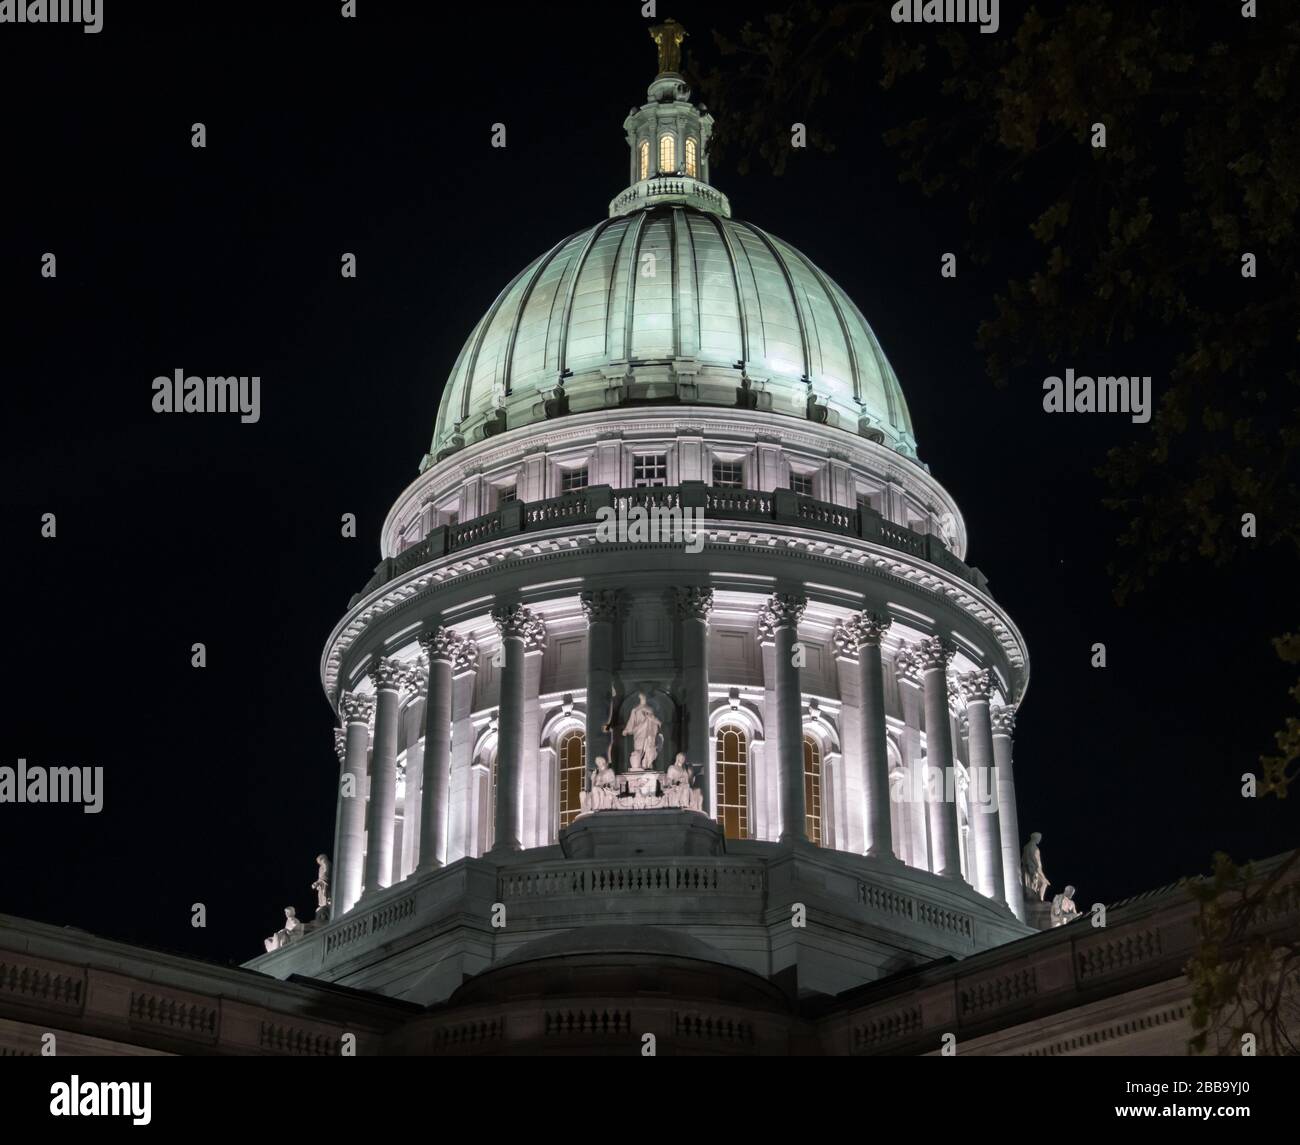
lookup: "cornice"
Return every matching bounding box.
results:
[321,522,1030,706]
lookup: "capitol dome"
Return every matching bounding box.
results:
[255,19,1034,1020]
[424,74,918,467]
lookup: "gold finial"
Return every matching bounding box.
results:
[649,18,688,76]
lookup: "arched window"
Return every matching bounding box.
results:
[685,138,698,178]
[803,735,823,845]
[639,140,650,181]
[558,730,586,829]
[715,725,749,840]
[659,133,676,174]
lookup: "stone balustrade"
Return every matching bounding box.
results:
[354,484,989,602]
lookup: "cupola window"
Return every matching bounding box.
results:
[685,138,698,178]
[639,140,650,181]
[659,133,676,174]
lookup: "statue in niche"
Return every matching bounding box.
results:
[263,906,303,953]
[1021,832,1050,902]
[664,752,703,812]
[1051,886,1081,927]
[623,692,663,770]
[312,854,331,920]
[580,756,621,812]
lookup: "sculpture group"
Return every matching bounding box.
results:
[578,750,703,815]
[1020,831,1081,927]
[575,689,704,816]
[263,855,331,952]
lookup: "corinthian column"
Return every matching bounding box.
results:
[336,691,374,915]
[895,648,930,871]
[835,612,893,859]
[580,590,620,774]
[363,659,405,894]
[992,704,1026,920]
[417,628,459,871]
[491,605,545,854]
[761,593,807,843]
[916,636,962,879]
[675,586,713,812]
[958,669,1006,904]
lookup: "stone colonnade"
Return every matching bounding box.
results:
[331,590,1023,920]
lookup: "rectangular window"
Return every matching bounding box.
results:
[790,473,814,497]
[712,460,743,488]
[561,467,589,493]
[633,454,668,487]
[496,486,517,507]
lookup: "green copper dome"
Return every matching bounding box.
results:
[422,33,918,469]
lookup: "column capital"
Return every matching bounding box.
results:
[452,636,480,675]
[492,604,546,651]
[991,704,1018,736]
[405,656,429,697]
[915,635,957,673]
[894,646,923,686]
[580,589,622,624]
[370,657,406,693]
[758,592,806,641]
[419,626,458,663]
[673,586,714,622]
[957,668,995,704]
[340,691,375,725]
[833,611,891,656]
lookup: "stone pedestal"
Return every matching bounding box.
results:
[560,810,725,859]
[1024,900,1053,932]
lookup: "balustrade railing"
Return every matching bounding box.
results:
[354,484,988,601]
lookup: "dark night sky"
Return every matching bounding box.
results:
[0,1,1292,968]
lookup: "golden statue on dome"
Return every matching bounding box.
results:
[649,18,687,75]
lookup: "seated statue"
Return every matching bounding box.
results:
[263,906,303,953]
[579,756,621,812]
[663,752,703,812]
[1050,885,1081,927]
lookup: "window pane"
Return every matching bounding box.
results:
[659,134,675,173]
[715,725,748,840]
[558,731,586,829]
[803,736,822,845]
[633,454,668,487]
[712,461,743,488]
[685,138,698,178]
[562,467,589,493]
